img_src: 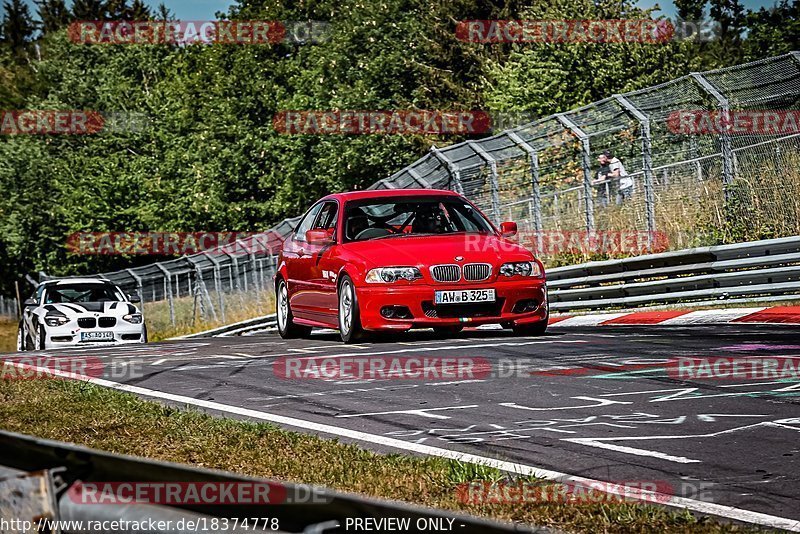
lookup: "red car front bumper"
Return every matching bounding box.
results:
[356,280,548,331]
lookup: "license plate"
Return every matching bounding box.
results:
[81,331,113,341]
[435,289,496,304]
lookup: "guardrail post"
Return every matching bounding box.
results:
[204,253,226,322]
[691,73,734,203]
[430,146,465,195]
[507,130,543,251]
[614,94,658,248]
[467,141,501,225]
[556,114,595,232]
[155,264,175,326]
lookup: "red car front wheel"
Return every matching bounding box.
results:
[338,275,364,343]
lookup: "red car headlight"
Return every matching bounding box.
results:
[365,267,422,283]
[499,261,542,278]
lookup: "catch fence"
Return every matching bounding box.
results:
[38,52,800,328]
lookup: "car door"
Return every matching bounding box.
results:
[305,200,340,323]
[284,202,323,312]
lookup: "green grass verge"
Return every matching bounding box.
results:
[0,376,765,533]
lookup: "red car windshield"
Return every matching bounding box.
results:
[343,197,494,242]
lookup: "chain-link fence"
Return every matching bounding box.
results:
[39,52,800,330]
[0,296,19,319]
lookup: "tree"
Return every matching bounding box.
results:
[127,0,151,20]
[1,0,36,50]
[35,0,71,34]
[70,0,105,20]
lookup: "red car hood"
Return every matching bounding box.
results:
[342,233,534,267]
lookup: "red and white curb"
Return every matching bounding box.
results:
[549,306,800,327]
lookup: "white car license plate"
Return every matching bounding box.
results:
[435,289,496,304]
[81,331,113,341]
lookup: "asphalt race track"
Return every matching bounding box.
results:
[40,325,800,530]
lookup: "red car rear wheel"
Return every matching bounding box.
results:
[276,278,311,339]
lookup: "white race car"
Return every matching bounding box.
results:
[17,278,147,351]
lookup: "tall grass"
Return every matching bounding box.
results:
[143,290,276,341]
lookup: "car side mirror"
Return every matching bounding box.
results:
[23,298,37,307]
[128,294,141,303]
[306,229,334,246]
[500,221,517,238]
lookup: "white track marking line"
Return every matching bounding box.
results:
[562,440,701,464]
[6,360,800,532]
[336,405,479,420]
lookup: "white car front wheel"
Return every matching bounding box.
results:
[16,322,26,352]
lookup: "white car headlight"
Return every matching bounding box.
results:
[499,261,542,277]
[123,313,143,324]
[44,315,70,327]
[365,267,422,283]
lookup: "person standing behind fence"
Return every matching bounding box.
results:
[592,151,612,207]
[606,151,633,204]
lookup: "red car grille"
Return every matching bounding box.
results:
[463,263,491,281]
[430,264,460,282]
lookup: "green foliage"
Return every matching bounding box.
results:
[0,0,797,295]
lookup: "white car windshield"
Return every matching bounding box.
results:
[344,197,494,242]
[44,284,123,304]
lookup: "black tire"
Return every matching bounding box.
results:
[276,278,311,339]
[432,325,463,338]
[512,319,548,337]
[16,321,26,352]
[37,324,46,350]
[338,275,365,343]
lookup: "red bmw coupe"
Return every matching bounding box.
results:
[275,189,548,342]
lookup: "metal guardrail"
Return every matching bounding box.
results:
[548,235,800,312]
[0,430,544,534]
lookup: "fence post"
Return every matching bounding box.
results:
[406,167,431,188]
[614,94,657,248]
[691,72,734,201]
[556,114,595,232]
[430,146,465,195]
[204,253,226,322]
[186,257,218,322]
[125,269,144,305]
[155,264,175,326]
[219,250,239,292]
[467,141,501,225]
[690,135,702,182]
[507,130,543,251]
